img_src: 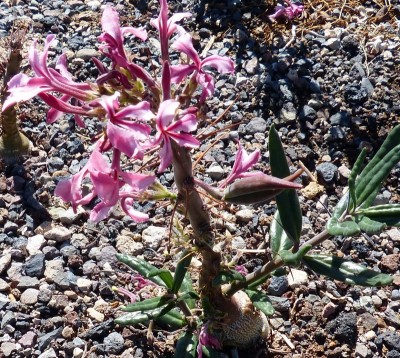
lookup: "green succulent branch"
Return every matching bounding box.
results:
[0,22,31,163]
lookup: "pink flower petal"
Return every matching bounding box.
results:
[169,64,196,83]
[107,121,143,158]
[115,101,154,122]
[120,172,155,191]
[158,137,173,172]
[201,55,235,73]
[169,133,200,148]
[121,26,147,41]
[156,99,180,128]
[172,33,201,67]
[90,202,113,222]
[167,112,197,132]
[121,197,149,222]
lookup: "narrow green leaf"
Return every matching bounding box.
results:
[356,216,386,234]
[176,291,200,303]
[172,250,194,294]
[121,296,171,312]
[247,274,272,290]
[327,217,360,236]
[212,270,245,286]
[180,273,196,309]
[270,211,293,257]
[116,253,166,287]
[175,332,198,358]
[357,204,400,227]
[279,244,312,267]
[303,254,393,287]
[245,289,275,316]
[355,125,400,208]
[269,124,302,243]
[330,192,350,221]
[115,307,186,328]
[348,148,367,211]
[148,268,174,289]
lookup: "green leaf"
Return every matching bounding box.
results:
[356,216,386,234]
[303,254,393,287]
[357,204,400,227]
[121,296,171,312]
[156,307,187,329]
[201,346,223,358]
[116,253,167,287]
[212,270,245,286]
[148,268,174,289]
[279,244,312,267]
[270,211,293,257]
[330,192,351,222]
[172,250,194,294]
[175,332,198,358]
[327,216,360,236]
[247,274,272,290]
[245,289,275,316]
[269,124,302,244]
[355,125,400,208]
[176,291,200,303]
[115,306,185,328]
[348,148,367,211]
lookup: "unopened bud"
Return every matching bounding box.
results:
[223,170,302,205]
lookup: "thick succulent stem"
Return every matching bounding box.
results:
[171,141,269,347]
[0,26,31,162]
[171,141,221,297]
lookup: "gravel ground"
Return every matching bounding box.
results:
[1,0,400,357]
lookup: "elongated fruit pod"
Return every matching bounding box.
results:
[223,170,302,205]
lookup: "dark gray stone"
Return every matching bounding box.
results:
[376,332,400,351]
[330,111,350,126]
[268,296,290,313]
[245,117,267,134]
[81,319,113,339]
[37,327,63,351]
[24,254,45,277]
[104,332,124,354]
[326,312,357,345]
[300,105,317,121]
[267,276,289,296]
[1,311,15,329]
[316,162,338,184]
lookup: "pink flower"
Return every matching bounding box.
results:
[98,6,147,64]
[3,35,95,111]
[235,265,248,276]
[98,6,155,88]
[98,92,154,159]
[171,33,235,102]
[269,1,304,21]
[197,324,222,358]
[153,99,199,172]
[55,149,155,222]
[150,0,191,61]
[2,35,95,112]
[220,142,261,188]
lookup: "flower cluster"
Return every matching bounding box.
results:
[3,0,234,222]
